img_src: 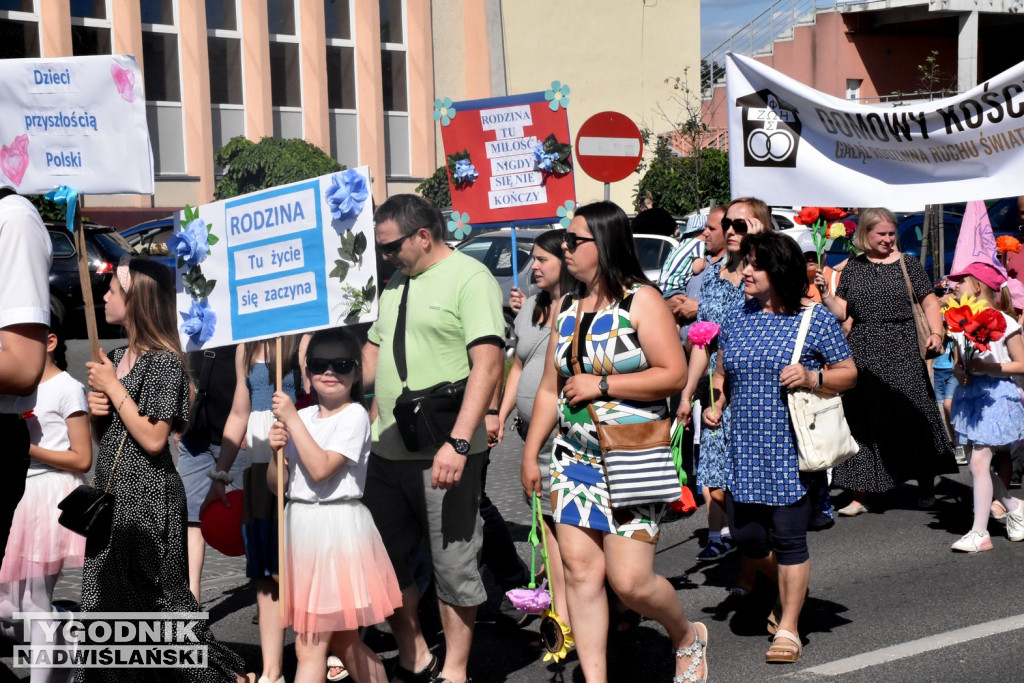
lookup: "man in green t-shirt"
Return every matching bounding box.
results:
[362,194,504,683]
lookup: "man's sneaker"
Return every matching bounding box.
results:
[696,536,734,560]
[955,446,968,466]
[951,530,993,553]
[1005,500,1024,542]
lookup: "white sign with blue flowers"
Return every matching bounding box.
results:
[171,167,377,350]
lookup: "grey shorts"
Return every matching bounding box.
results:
[176,441,246,523]
[362,452,486,607]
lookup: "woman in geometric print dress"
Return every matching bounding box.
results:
[521,202,708,683]
[83,257,250,682]
[817,208,957,515]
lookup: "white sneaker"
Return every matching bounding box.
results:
[951,530,993,553]
[1004,500,1024,542]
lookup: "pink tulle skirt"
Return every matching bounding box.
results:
[0,471,86,583]
[283,499,402,635]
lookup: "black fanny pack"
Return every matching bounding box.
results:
[393,377,467,452]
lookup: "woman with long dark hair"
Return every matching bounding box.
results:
[521,202,706,683]
[704,232,856,663]
[84,256,249,681]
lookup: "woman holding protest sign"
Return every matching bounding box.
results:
[83,256,249,682]
[815,208,957,515]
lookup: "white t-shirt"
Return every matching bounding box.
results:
[25,371,89,477]
[0,194,52,414]
[951,310,1022,377]
[285,402,371,503]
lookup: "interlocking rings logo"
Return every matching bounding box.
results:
[736,89,802,168]
[746,129,794,162]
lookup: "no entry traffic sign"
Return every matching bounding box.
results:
[574,111,644,184]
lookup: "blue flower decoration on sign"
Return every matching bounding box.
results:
[447,211,472,240]
[180,299,217,345]
[433,97,457,126]
[556,201,576,228]
[326,169,369,226]
[533,142,560,173]
[452,158,478,184]
[544,81,570,112]
[167,218,212,268]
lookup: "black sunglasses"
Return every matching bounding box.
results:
[378,231,415,256]
[307,357,357,375]
[563,232,596,252]
[721,217,749,234]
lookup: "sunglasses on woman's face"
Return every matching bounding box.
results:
[721,217,749,234]
[563,232,596,252]
[307,357,357,375]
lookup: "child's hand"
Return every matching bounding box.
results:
[271,391,298,426]
[268,420,289,451]
[86,349,118,397]
[88,390,111,417]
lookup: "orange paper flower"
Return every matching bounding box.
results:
[996,235,1021,255]
[793,207,819,226]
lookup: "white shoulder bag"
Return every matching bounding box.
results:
[787,305,859,472]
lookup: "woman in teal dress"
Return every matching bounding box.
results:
[521,202,708,683]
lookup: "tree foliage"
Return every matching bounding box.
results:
[214,136,343,200]
[26,195,65,221]
[635,138,729,216]
[700,59,725,94]
[415,165,451,208]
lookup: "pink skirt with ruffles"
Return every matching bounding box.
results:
[283,498,402,635]
[0,470,87,582]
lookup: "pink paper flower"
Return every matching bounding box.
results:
[688,321,720,350]
[505,579,551,614]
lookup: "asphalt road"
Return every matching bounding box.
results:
[2,335,1022,682]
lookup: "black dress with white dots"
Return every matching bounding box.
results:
[76,348,244,682]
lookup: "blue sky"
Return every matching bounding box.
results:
[701,0,774,56]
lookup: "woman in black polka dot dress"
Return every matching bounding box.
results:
[83,258,250,682]
[817,209,957,515]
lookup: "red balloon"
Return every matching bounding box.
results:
[200,490,245,557]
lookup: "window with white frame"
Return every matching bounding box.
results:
[846,79,862,101]
[140,0,180,102]
[379,0,407,113]
[71,0,111,55]
[207,0,242,105]
[269,0,301,108]
[0,0,40,59]
[325,0,355,110]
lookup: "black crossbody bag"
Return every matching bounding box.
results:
[391,278,467,451]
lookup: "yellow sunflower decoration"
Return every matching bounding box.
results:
[539,607,575,662]
[941,294,985,314]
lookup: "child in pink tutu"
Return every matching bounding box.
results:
[0,317,91,683]
[268,328,401,683]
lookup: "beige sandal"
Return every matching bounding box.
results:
[673,621,708,683]
[765,628,802,664]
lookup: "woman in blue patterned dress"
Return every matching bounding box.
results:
[704,232,856,664]
[679,197,772,560]
[521,202,707,683]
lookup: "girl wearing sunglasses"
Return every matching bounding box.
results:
[269,328,401,683]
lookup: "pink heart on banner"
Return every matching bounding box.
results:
[111,63,135,102]
[1,134,30,187]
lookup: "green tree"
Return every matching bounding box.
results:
[214,136,343,200]
[415,165,451,208]
[700,59,725,95]
[26,195,65,221]
[635,138,729,216]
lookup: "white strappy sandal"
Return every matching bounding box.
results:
[673,621,708,683]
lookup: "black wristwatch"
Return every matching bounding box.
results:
[599,377,609,399]
[446,436,471,455]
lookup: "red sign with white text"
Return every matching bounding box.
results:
[574,111,644,183]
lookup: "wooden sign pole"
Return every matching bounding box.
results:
[275,336,286,618]
[72,197,102,363]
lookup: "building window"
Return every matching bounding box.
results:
[325,0,350,40]
[846,78,862,101]
[325,0,354,110]
[71,0,111,56]
[141,0,180,102]
[380,0,406,112]
[0,1,40,59]
[269,0,300,108]
[207,0,241,105]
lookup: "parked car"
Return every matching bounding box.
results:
[455,227,679,348]
[121,216,176,268]
[48,221,134,335]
